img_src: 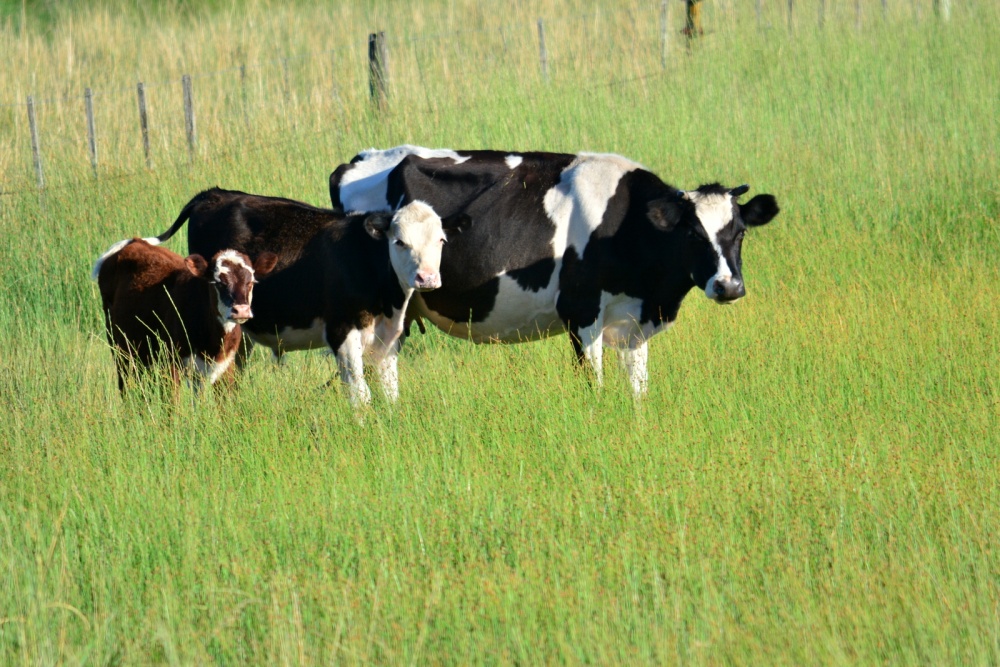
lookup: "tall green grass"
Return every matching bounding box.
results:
[2,1,998,664]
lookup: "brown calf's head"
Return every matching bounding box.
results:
[185,250,277,326]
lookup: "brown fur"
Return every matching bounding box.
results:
[95,239,262,392]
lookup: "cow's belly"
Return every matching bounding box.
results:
[419,274,564,343]
[418,284,671,347]
[247,317,327,354]
[600,295,672,348]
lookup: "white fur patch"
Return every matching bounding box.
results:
[505,154,523,170]
[389,200,447,290]
[183,351,236,386]
[417,272,563,343]
[335,328,371,406]
[91,236,160,281]
[213,249,253,282]
[544,153,641,259]
[684,191,734,239]
[338,145,470,213]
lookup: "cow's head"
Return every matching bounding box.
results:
[185,250,278,325]
[648,184,779,303]
[364,200,469,291]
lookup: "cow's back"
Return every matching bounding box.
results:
[186,188,339,271]
[97,240,195,364]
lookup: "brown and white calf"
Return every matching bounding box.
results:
[91,237,276,392]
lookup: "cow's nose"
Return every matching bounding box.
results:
[231,304,253,321]
[415,271,441,291]
[713,279,745,302]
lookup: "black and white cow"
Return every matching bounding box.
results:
[153,188,464,405]
[330,145,779,396]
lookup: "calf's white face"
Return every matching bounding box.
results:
[367,200,448,291]
[187,249,277,328]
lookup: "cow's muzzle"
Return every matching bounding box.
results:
[414,271,442,291]
[230,304,253,323]
[708,277,745,303]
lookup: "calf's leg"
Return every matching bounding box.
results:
[332,328,372,407]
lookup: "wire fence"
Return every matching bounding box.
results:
[0,0,957,198]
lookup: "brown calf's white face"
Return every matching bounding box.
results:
[208,250,258,327]
[386,200,448,291]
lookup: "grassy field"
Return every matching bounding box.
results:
[2,0,999,664]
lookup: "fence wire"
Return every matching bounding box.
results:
[0,1,961,198]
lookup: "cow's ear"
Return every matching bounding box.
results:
[442,213,471,236]
[185,254,209,278]
[364,213,392,240]
[740,194,780,227]
[647,197,684,232]
[253,252,278,278]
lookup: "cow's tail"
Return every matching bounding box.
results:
[154,192,205,245]
[90,237,160,281]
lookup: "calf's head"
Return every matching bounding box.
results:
[365,200,469,291]
[185,250,277,325]
[648,184,779,303]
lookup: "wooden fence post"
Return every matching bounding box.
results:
[368,31,388,109]
[537,19,549,81]
[756,0,764,29]
[26,96,44,190]
[137,82,152,169]
[85,87,98,178]
[182,74,197,159]
[787,0,794,33]
[819,0,826,29]
[659,0,669,69]
[855,0,863,29]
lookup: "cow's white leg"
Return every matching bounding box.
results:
[576,318,605,386]
[335,329,372,406]
[621,341,649,398]
[376,345,400,403]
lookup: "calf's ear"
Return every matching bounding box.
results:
[647,197,684,232]
[442,213,471,237]
[740,194,780,227]
[184,254,209,278]
[253,252,278,278]
[364,213,392,240]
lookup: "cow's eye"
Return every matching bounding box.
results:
[394,239,408,248]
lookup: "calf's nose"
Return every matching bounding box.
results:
[230,303,253,322]
[414,271,441,291]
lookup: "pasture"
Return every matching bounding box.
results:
[1,0,998,664]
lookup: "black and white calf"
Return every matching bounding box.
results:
[331,146,780,396]
[154,188,465,405]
